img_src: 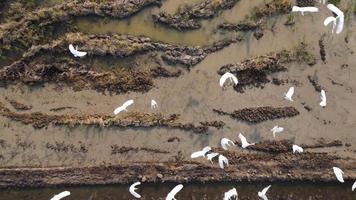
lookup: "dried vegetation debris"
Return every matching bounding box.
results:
[153,0,240,30]
[213,106,300,123]
[111,145,169,154]
[0,103,224,133]
[5,97,32,111]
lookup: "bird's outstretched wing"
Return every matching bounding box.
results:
[324,16,336,26]
[238,133,247,146]
[123,99,134,107]
[129,182,141,198]
[166,184,183,200]
[51,191,71,200]
[262,185,271,195]
[219,72,238,87]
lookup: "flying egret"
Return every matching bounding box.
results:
[326,4,344,34]
[166,184,183,200]
[324,16,337,33]
[151,99,158,109]
[292,144,303,153]
[320,89,327,107]
[68,44,87,57]
[219,72,238,87]
[333,167,344,183]
[352,181,356,191]
[206,152,219,163]
[191,146,211,159]
[238,133,255,148]
[218,154,229,169]
[129,182,142,198]
[258,185,271,200]
[270,126,284,137]
[223,188,238,200]
[50,191,71,200]
[114,99,134,115]
[284,87,294,101]
[292,6,319,15]
[221,138,235,150]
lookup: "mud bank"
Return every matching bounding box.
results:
[153,0,239,30]
[213,106,300,123]
[0,103,224,133]
[217,44,316,92]
[0,140,355,188]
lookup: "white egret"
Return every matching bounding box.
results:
[352,181,356,191]
[292,6,319,15]
[191,146,211,159]
[223,188,238,200]
[320,89,327,107]
[50,191,70,200]
[151,99,158,109]
[219,72,238,87]
[218,155,229,169]
[165,184,183,200]
[258,185,271,200]
[114,99,134,115]
[284,87,294,101]
[326,4,344,34]
[129,182,142,198]
[270,126,284,137]
[292,144,304,153]
[333,167,344,183]
[68,44,87,57]
[238,133,255,148]
[206,152,219,163]
[221,138,235,150]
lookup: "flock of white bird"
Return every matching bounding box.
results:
[51,1,353,200]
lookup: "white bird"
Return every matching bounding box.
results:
[114,99,134,115]
[223,188,238,200]
[50,191,71,200]
[326,4,344,34]
[320,89,327,107]
[219,72,238,87]
[165,184,183,200]
[68,44,87,57]
[129,182,142,198]
[292,144,304,153]
[206,152,219,163]
[191,146,211,159]
[333,167,344,183]
[324,16,337,33]
[221,138,235,150]
[151,99,158,109]
[238,133,255,148]
[284,87,294,101]
[352,181,356,191]
[258,185,271,200]
[218,154,229,169]
[270,126,284,137]
[292,6,319,15]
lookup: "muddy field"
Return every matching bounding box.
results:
[0,0,356,199]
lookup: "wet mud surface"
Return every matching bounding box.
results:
[0,0,356,197]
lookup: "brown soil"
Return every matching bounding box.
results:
[213,106,300,123]
[111,145,170,154]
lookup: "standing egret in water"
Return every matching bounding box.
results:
[206,152,219,163]
[221,138,235,150]
[292,6,319,15]
[219,72,238,87]
[50,191,70,200]
[284,87,295,101]
[326,4,344,34]
[333,167,344,183]
[165,184,183,200]
[114,99,134,115]
[258,185,271,200]
[223,188,238,200]
[292,144,304,153]
[238,133,255,148]
[218,155,229,169]
[151,99,158,109]
[191,146,211,158]
[68,44,87,57]
[352,181,356,191]
[129,182,142,198]
[270,126,284,137]
[320,89,327,107]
